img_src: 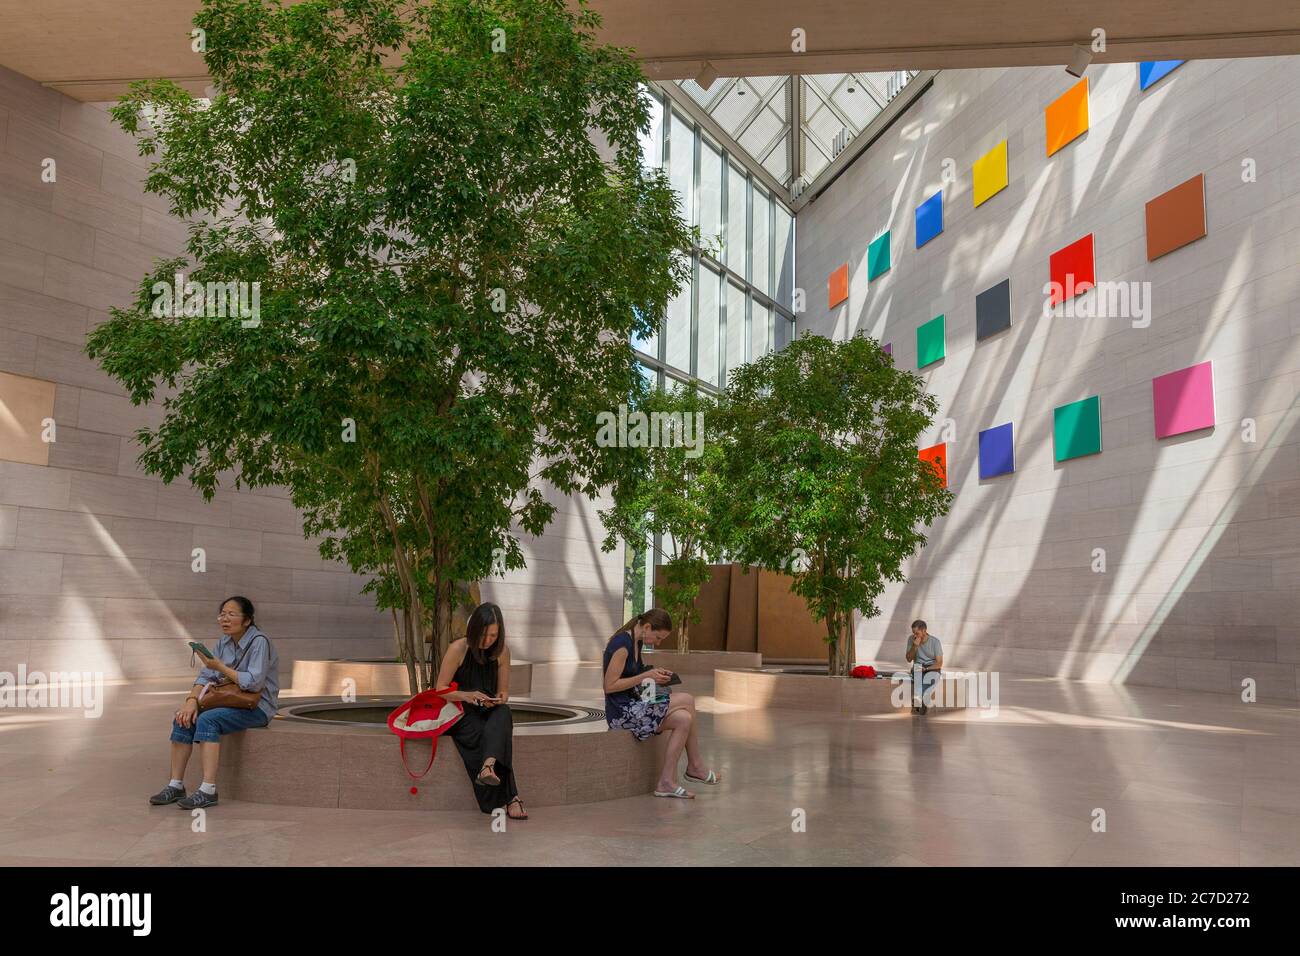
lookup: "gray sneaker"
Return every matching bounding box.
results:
[176,789,218,810]
[149,784,186,806]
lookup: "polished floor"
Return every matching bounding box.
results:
[0,663,1296,866]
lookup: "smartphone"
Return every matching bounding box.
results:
[188,641,215,659]
[665,672,682,686]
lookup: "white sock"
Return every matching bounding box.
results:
[168,779,184,789]
[199,782,217,795]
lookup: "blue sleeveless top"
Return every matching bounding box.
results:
[603,631,652,723]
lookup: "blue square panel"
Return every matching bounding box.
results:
[978,422,1015,479]
[1139,60,1184,90]
[915,190,943,248]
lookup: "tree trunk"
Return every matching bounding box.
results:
[827,608,856,677]
[676,615,690,654]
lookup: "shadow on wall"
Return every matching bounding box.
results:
[835,59,1299,701]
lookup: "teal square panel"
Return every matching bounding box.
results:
[1054,395,1102,461]
[867,231,891,280]
[917,314,945,368]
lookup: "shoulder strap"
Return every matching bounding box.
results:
[230,633,266,673]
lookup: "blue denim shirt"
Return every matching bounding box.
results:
[196,625,279,718]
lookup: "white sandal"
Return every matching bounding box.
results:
[684,769,720,784]
[653,785,695,799]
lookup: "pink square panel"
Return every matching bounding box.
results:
[1152,361,1215,439]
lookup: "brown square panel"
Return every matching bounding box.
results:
[0,370,56,465]
[1145,173,1206,261]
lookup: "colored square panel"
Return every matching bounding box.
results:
[828,263,849,308]
[919,443,948,488]
[867,231,891,280]
[1053,395,1102,462]
[883,341,893,357]
[916,314,945,368]
[972,140,1008,208]
[1146,173,1206,261]
[1048,233,1095,305]
[1139,60,1184,90]
[1045,77,1089,157]
[1153,361,1215,439]
[915,191,943,248]
[0,370,56,467]
[975,278,1011,341]
[978,422,1015,479]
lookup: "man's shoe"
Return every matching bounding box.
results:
[149,784,186,806]
[176,789,218,810]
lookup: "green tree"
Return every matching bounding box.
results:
[718,333,952,676]
[599,385,724,654]
[85,0,692,691]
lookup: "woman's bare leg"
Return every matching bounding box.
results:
[170,741,193,781]
[656,709,693,795]
[200,740,220,783]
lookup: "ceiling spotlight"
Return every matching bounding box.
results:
[1066,43,1093,78]
[696,61,718,91]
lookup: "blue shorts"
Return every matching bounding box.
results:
[171,706,270,745]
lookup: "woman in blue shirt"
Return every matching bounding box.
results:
[148,595,279,810]
[602,608,720,799]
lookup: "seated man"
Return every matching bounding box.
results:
[904,619,943,715]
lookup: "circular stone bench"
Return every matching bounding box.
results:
[290,657,532,697]
[714,667,975,715]
[639,649,762,674]
[214,699,666,810]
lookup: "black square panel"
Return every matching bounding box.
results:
[976,278,1011,341]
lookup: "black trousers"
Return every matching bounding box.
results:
[448,704,518,813]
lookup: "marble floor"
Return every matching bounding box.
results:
[0,663,1296,866]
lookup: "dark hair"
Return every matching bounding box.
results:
[465,602,506,664]
[611,608,672,642]
[911,620,927,631]
[221,596,256,626]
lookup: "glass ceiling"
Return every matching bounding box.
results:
[674,71,920,196]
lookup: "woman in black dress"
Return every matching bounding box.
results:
[434,602,527,819]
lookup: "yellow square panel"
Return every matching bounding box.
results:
[972,140,1008,207]
[1045,77,1089,157]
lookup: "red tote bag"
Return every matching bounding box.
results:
[387,682,465,782]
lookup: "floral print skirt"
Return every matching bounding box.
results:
[608,696,670,741]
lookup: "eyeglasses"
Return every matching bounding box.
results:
[217,612,243,620]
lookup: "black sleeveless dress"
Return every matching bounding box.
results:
[448,651,518,814]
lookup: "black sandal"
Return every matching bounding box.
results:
[476,762,501,787]
[506,796,528,820]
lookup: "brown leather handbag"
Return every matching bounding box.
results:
[196,635,266,712]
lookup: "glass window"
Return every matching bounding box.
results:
[696,264,721,387]
[639,88,663,170]
[775,315,795,351]
[631,305,659,358]
[751,186,771,296]
[774,204,794,310]
[699,138,723,259]
[669,112,695,226]
[751,300,770,361]
[637,362,659,391]
[664,284,691,375]
[725,282,747,385]
[726,162,747,277]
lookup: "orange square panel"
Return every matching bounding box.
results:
[1145,173,1206,260]
[828,263,849,309]
[919,442,948,488]
[1045,77,1089,157]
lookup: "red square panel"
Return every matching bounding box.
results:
[1048,234,1094,306]
[918,442,948,488]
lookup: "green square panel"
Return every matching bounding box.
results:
[916,314,945,368]
[867,231,891,281]
[1054,395,1102,461]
